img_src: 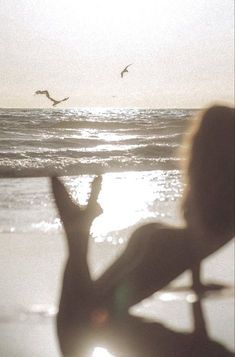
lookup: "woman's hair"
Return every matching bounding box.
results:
[182,105,234,237]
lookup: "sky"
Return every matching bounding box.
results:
[0,0,234,108]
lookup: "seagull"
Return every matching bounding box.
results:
[34,90,69,106]
[120,64,132,78]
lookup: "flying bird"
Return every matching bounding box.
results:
[34,90,69,106]
[120,64,132,78]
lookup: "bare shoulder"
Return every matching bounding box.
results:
[130,222,187,240]
[128,222,189,253]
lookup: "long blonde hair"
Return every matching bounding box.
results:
[182,105,234,238]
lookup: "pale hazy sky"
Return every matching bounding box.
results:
[0,0,234,108]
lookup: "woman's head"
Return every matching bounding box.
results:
[182,105,234,238]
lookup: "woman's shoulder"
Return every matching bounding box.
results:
[129,222,189,250]
[132,222,188,237]
[127,222,192,270]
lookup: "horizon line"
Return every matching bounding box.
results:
[0,106,202,110]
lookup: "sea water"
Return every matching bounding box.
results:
[0,108,234,356]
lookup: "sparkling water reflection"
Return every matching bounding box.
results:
[66,170,184,244]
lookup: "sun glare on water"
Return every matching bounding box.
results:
[68,170,177,244]
[92,171,160,236]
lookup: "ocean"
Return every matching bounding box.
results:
[0,108,234,356]
[0,108,193,176]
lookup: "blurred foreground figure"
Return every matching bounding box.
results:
[52,105,234,356]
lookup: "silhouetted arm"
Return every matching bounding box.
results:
[192,263,202,291]
[52,176,102,257]
[52,176,102,310]
[52,176,103,355]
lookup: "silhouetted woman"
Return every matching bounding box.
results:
[52,105,234,356]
